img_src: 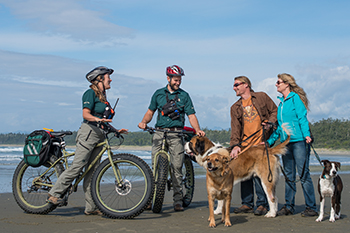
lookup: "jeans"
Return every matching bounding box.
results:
[241,176,268,208]
[281,141,317,213]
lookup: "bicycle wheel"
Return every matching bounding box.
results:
[91,153,154,219]
[12,156,64,214]
[152,152,169,213]
[182,154,195,207]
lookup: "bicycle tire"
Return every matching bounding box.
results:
[12,156,64,214]
[91,153,154,219]
[182,154,195,207]
[152,152,169,213]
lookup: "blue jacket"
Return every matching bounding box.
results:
[267,92,310,145]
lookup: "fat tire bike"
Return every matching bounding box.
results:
[145,127,195,213]
[12,124,154,219]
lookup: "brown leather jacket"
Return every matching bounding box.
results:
[230,91,277,147]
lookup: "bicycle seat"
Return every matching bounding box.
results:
[50,131,73,138]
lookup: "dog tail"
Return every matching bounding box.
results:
[269,123,291,156]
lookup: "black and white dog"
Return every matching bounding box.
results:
[316,160,343,222]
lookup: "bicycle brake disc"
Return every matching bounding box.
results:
[115,179,132,196]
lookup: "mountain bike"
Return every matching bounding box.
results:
[12,124,154,219]
[145,127,195,213]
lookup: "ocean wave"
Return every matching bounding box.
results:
[0,147,23,152]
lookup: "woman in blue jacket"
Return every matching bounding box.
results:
[266,73,317,217]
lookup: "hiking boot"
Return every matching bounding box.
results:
[47,194,64,205]
[84,210,103,216]
[301,207,318,217]
[174,204,184,211]
[234,205,254,214]
[277,206,293,216]
[254,206,268,216]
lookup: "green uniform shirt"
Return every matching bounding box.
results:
[148,86,196,128]
[82,89,107,119]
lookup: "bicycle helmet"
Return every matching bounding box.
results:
[86,66,114,82]
[166,65,185,77]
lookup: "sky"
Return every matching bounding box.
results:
[1,0,350,134]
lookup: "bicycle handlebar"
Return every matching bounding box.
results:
[144,126,195,135]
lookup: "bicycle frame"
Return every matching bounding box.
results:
[33,137,123,192]
[152,132,172,177]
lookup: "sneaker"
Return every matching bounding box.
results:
[47,194,64,205]
[254,206,268,216]
[84,210,103,216]
[174,204,184,211]
[277,206,293,216]
[233,205,254,214]
[301,207,318,217]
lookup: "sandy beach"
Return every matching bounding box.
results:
[1,173,349,233]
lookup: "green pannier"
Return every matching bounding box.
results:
[23,130,51,167]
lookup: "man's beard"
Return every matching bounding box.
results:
[169,82,179,91]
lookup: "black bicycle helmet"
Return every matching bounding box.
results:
[86,66,114,82]
[166,65,185,77]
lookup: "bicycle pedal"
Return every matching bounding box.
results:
[57,201,68,207]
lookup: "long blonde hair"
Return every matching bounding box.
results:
[278,73,309,111]
[89,75,106,103]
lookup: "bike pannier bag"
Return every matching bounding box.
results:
[23,130,51,167]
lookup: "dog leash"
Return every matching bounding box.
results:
[228,124,274,182]
[262,126,273,183]
[227,128,262,151]
[310,143,323,166]
[280,142,323,192]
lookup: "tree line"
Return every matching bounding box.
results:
[0,117,349,150]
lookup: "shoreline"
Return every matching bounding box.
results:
[2,144,350,155]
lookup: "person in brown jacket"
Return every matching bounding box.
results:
[230,76,277,216]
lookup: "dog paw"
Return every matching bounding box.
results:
[208,222,216,228]
[329,217,335,223]
[315,217,322,222]
[224,222,232,227]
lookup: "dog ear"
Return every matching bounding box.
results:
[222,155,231,164]
[196,139,205,155]
[321,160,330,166]
[202,156,209,163]
[333,162,341,169]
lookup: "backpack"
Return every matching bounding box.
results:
[23,130,51,167]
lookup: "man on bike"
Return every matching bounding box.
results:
[138,65,205,211]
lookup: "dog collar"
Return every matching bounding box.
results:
[203,144,223,157]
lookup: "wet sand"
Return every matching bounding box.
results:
[1,173,349,233]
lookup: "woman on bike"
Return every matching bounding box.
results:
[48,66,128,215]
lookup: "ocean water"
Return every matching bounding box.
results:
[1,146,349,194]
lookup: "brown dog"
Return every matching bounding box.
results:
[204,152,234,227]
[184,126,290,218]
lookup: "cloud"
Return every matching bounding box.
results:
[1,0,134,44]
[0,49,163,133]
[255,64,350,123]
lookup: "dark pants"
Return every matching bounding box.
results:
[241,176,268,209]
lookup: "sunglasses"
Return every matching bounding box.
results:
[233,82,244,87]
[276,80,284,85]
